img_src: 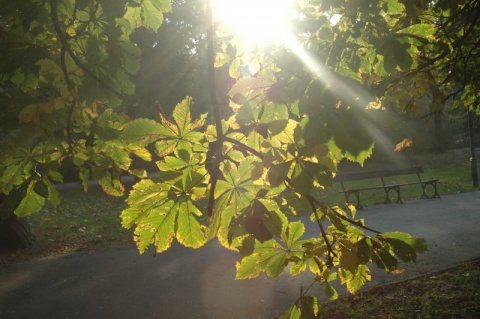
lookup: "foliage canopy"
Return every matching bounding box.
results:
[1,0,478,317]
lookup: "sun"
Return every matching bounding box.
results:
[212,0,293,46]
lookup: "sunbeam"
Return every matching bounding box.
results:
[212,0,404,165]
[281,32,405,163]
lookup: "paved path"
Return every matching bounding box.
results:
[1,191,479,319]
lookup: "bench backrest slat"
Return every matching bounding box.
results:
[334,166,424,182]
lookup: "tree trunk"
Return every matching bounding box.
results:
[433,112,445,153]
[0,214,35,250]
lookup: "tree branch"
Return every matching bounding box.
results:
[206,0,224,217]
[50,0,134,105]
[50,2,76,151]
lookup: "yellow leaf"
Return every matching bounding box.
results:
[66,26,76,37]
[394,138,413,152]
[19,103,53,124]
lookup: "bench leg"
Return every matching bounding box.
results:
[385,186,402,204]
[345,190,363,210]
[421,181,441,199]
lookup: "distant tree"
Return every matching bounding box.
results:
[130,0,209,119]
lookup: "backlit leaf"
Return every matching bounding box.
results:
[235,239,287,279]
[280,295,320,319]
[397,24,436,42]
[14,182,45,217]
[325,283,338,300]
[121,119,173,145]
[176,201,206,248]
[173,97,192,134]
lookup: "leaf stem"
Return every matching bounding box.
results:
[309,196,382,235]
[224,136,264,159]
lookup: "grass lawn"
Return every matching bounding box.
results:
[1,148,479,318]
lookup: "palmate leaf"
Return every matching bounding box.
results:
[0,163,27,194]
[131,203,177,254]
[121,170,207,254]
[230,198,288,245]
[338,264,372,294]
[213,193,247,249]
[122,98,206,158]
[159,97,207,154]
[235,239,287,279]
[235,221,306,279]
[213,158,261,249]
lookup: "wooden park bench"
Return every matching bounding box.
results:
[334,166,440,209]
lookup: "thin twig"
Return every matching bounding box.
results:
[305,194,337,264]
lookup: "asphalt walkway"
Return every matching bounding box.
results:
[0,191,479,319]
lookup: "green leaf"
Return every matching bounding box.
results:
[235,239,287,279]
[214,52,231,68]
[0,163,25,194]
[325,283,338,300]
[268,161,292,187]
[386,0,404,15]
[121,166,207,254]
[14,182,45,217]
[120,41,141,75]
[290,162,314,195]
[11,68,25,86]
[133,203,177,254]
[45,179,61,206]
[244,201,274,242]
[121,180,176,253]
[397,23,436,42]
[121,119,174,145]
[283,221,305,248]
[176,201,206,248]
[141,0,171,31]
[280,304,301,319]
[95,171,125,196]
[338,241,361,272]
[235,220,308,279]
[229,57,241,79]
[383,232,428,256]
[228,77,273,99]
[173,96,192,135]
[372,246,398,272]
[339,264,372,294]
[280,295,320,319]
[327,137,374,167]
